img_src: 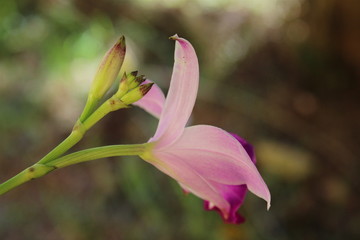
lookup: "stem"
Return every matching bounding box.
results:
[37,127,84,164]
[38,96,127,164]
[0,164,56,195]
[82,96,127,131]
[0,144,147,196]
[79,95,98,122]
[49,144,145,168]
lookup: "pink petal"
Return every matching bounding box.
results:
[204,134,256,223]
[158,125,271,209]
[133,80,165,118]
[151,35,199,146]
[229,133,256,164]
[148,151,231,215]
[204,182,248,224]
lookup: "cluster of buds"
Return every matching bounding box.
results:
[0,35,156,196]
[116,71,153,105]
[79,36,153,122]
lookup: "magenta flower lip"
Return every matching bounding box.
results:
[136,34,270,223]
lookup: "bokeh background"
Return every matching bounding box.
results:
[0,0,359,239]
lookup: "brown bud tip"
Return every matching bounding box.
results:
[116,36,126,51]
[135,75,146,84]
[140,83,154,96]
[130,71,138,77]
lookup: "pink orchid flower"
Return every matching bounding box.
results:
[135,35,270,223]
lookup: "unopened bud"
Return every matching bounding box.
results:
[79,36,126,122]
[129,75,146,89]
[116,71,143,98]
[120,83,154,105]
[89,36,126,100]
[139,82,154,96]
[130,71,138,77]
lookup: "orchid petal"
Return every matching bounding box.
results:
[204,181,248,224]
[158,125,271,209]
[133,80,165,118]
[148,151,231,216]
[151,35,199,146]
[204,133,256,223]
[230,133,256,164]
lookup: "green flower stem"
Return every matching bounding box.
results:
[0,144,147,196]
[78,94,98,122]
[49,144,146,168]
[36,125,85,164]
[38,96,127,164]
[0,164,56,196]
[81,96,127,131]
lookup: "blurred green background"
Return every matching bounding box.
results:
[0,0,359,239]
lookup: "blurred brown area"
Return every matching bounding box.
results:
[0,0,359,239]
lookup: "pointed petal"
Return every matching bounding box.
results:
[133,80,165,118]
[151,35,199,146]
[159,125,271,209]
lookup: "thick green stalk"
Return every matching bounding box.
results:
[37,124,85,164]
[49,144,145,168]
[82,96,127,131]
[0,144,147,196]
[0,164,56,195]
[38,96,127,164]
[78,94,98,122]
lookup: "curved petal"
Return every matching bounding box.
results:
[204,134,256,224]
[146,151,231,215]
[151,35,199,147]
[133,80,165,118]
[159,125,271,209]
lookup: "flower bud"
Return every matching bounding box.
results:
[116,71,142,98]
[89,36,126,100]
[123,71,138,87]
[120,83,154,105]
[79,36,126,122]
[129,75,146,89]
